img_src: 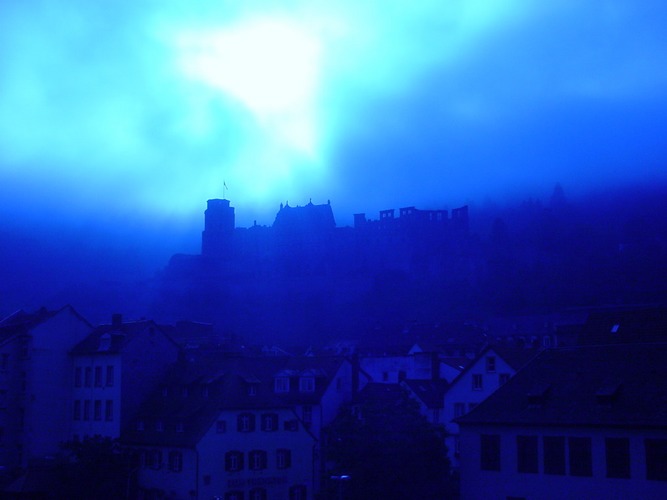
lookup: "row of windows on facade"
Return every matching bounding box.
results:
[73,400,113,422]
[138,486,306,500]
[74,366,114,388]
[139,449,294,473]
[136,412,309,434]
[159,376,324,399]
[203,485,306,500]
[480,434,667,481]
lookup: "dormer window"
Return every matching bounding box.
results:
[486,356,496,373]
[98,333,112,351]
[299,377,315,392]
[248,384,258,396]
[274,377,290,393]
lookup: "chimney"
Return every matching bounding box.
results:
[111,313,123,328]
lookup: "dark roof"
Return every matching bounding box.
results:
[402,379,449,409]
[579,306,667,345]
[122,355,346,447]
[457,343,667,429]
[273,200,336,232]
[70,319,177,355]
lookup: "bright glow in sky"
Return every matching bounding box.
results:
[1,0,666,228]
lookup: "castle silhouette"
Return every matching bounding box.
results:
[198,198,469,277]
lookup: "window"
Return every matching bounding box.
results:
[289,485,307,500]
[299,377,315,392]
[136,421,144,431]
[606,438,630,479]
[645,438,667,481]
[144,450,154,468]
[486,356,496,373]
[151,450,163,470]
[277,449,292,469]
[382,372,389,382]
[454,403,466,417]
[84,367,92,387]
[543,436,566,475]
[105,400,113,421]
[569,437,593,476]
[225,492,244,500]
[336,378,344,392]
[543,336,551,348]
[499,373,510,385]
[261,413,278,432]
[203,475,211,486]
[176,422,184,433]
[94,400,102,421]
[302,405,312,425]
[83,400,91,421]
[480,434,501,471]
[249,488,267,500]
[237,413,256,432]
[106,366,114,387]
[274,377,290,393]
[168,451,183,472]
[216,420,227,433]
[454,436,461,457]
[155,421,164,432]
[472,374,483,390]
[249,450,268,471]
[248,384,257,396]
[517,436,539,473]
[225,451,244,471]
[73,400,81,420]
[75,367,82,387]
[201,385,209,398]
[94,366,102,387]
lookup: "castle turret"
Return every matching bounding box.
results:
[202,199,235,258]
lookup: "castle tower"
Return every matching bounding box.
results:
[201,199,235,258]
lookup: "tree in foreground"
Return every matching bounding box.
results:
[324,387,454,499]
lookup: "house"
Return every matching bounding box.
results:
[123,355,355,499]
[69,314,181,441]
[457,343,667,499]
[443,345,539,468]
[0,305,92,479]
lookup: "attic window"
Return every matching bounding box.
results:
[596,383,621,405]
[274,377,290,393]
[610,324,620,334]
[299,377,315,392]
[527,384,551,407]
[155,421,164,432]
[98,333,112,352]
[248,384,257,396]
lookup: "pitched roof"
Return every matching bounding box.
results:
[402,379,449,409]
[449,344,539,388]
[122,355,346,447]
[0,305,90,345]
[457,343,667,429]
[70,319,177,355]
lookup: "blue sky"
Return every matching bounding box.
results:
[1,0,666,232]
